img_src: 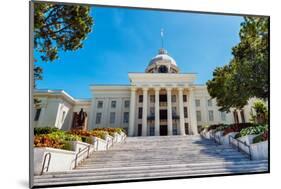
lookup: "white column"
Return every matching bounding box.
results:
[188,88,198,135]
[167,88,173,135]
[154,88,160,136]
[142,88,148,136]
[178,88,185,135]
[128,87,136,136]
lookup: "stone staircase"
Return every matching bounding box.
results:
[33,135,268,187]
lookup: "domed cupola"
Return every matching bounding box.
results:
[145,48,179,73]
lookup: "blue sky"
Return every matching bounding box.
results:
[36,5,244,99]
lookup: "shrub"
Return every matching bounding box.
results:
[34,129,82,150]
[34,127,58,135]
[239,124,268,137]
[93,128,125,136]
[69,130,93,137]
[206,124,224,131]
[251,100,268,124]
[223,123,256,136]
[84,137,94,144]
[34,135,65,149]
[48,130,82,142]
[61,141,72,151]
[69,129,109,140]
[253,131,268,143]
[91,130,108,140]
[213,124,229,132]
[234,133,241,139]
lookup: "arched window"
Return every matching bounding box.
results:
[158,65,168,73]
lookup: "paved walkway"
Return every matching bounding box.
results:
[34,135,268,187]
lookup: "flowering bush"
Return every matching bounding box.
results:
[69,129,109,141]
[213,124,229,132]
[237,125,268,137]
[69,130,93,137]
[206,124,224,131]
[34,135,65,149]
[91,130,108,140]
[34,127,58,135]
[34,128,82,150]
[47,130,82,141]
[253,131,268,143]
[222,123,256,136]
[93,128,125,136]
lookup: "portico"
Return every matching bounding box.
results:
[128,85,198,137]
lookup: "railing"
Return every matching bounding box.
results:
[229,135,252,160]
[147,115,155,120]
[74,144,91,168]
[172,115,180,119]
[160,102,167,106]
[122,133,127,143]
[106,137,114,150]
[40,152,51,175]
[209,130,221,145]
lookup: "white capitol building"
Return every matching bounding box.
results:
[33,47,255,136]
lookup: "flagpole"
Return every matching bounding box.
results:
[161,28,164,49]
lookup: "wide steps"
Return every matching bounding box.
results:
[34,163,267,186]
[36,160,268,177]
[33,135,268,187]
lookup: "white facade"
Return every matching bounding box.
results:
[33,48,256,136]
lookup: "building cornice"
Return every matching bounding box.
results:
[34,89,91,105]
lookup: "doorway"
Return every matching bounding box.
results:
[160,125,168,136]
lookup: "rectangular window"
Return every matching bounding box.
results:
[150,95,155,103]
[184,107,188,118]
[138,107,143,119]
[96,112,102,124]
[195,99,200,107]
[196,111,202,121]
[221,111,226,121]
[172,107,177,115]
[150,107,155,116]
[173,124,177,135]
[111,100,116,108]
[34,108,41,121]
[123,112,129,123]
[183,95,187,102]
[109,112,115,124]
[172,95,176,102]
[139,95,143,103]
[160,95,167,102]
[160,109,167,120]
[138,124,142,136]
[149,125,155,136]
[209,110,214,121]
[124,100,130,108]
[185,123,189,135]
[208,99,213,107]
[97,101,103,108]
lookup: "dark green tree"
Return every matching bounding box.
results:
[207,16,269,112]
[33,2,93,87]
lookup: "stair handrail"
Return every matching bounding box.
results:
[74,144,91,168]
[229,135,252,160]
[210,130,220,144]
[40,152,51,175]
[122,133,127,143]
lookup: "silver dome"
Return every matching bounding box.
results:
[146,48,179,73]
[148,48,177,67]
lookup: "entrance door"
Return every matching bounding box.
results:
[160,125,168,136]
[137,124,142,136]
